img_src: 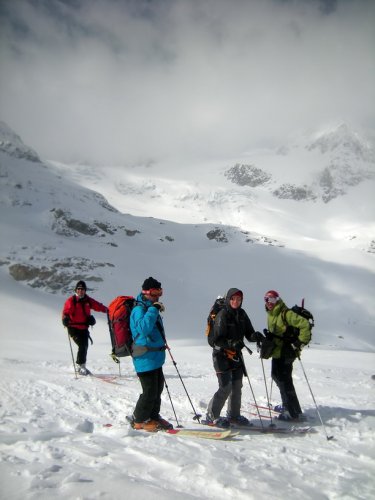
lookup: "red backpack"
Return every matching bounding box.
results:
[107,296,136,360]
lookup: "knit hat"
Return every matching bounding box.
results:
[142,277,162,291]
[265,290,279,298]
[75,280,87,291]
[231,290,243,298]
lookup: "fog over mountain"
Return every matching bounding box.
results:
[1,0,374,164]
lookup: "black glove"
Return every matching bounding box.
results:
[62,316,70,327]
[231,339,245,351]
[153,302,165,313]
[88,315,96,326]
[254,331,265,343]
[292,338,304,349]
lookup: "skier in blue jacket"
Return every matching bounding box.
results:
[129,276,171,432]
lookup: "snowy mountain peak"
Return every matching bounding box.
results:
[0,120,40,163]
[306,123,374,162]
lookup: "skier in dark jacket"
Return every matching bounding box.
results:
[62,280,107,375]
[206,288,261,428]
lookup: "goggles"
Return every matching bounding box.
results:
[143,288,163,298]
[264,296,278,304]
[76,287,86,291]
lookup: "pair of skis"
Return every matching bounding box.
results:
[200,418,312,436]
[109,416,312,440]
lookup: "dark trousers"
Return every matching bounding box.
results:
[68,328,89,365]
[134,367,165,423]
[207,365,244,419]
[272,357,302,418]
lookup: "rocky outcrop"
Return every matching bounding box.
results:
[8,257,114,294]
[224,164,271,187]
[273,184,317,201]
[206,228,229,243]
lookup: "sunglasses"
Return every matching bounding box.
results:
[76,288,85,291]
[264,296,278,304]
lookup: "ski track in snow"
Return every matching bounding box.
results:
[0,348,374,500]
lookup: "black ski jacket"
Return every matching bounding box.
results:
[212,287,256,350]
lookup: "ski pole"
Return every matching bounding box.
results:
[297,355,334,441]
[259,357,275,424]
[163,374,181,428]
[241,348,265,429]
[269,377,274,404]
[254,340,275,423]
[67,331,78,379]
[165,344,202,423]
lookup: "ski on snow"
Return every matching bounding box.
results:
[121,416,237,440]
[165,428,237,440]
[77,372,120,384]
[251,404,281,414]
[230,424,312,434]
[200,420,312,435]
[250,404,313,423]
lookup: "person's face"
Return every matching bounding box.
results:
[76,287,86,297]
[264,296,278,310]
[230,294,242,309]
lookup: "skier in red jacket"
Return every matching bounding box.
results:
[62,280,108,375]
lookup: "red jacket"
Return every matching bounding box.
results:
[62,295,107,330]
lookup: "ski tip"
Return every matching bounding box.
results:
[165,428,237,440]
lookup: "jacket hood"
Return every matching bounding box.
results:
[225,288,243,308]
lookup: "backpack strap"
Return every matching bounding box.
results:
[281,308,290,326]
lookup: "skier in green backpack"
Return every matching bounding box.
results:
[263,290,311,421]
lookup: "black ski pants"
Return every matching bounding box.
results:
[134,367,165,423]
[271,357,302,418]
[207,350,245,420]
[68,327,89,365]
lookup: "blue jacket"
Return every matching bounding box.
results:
[130,293,166,373]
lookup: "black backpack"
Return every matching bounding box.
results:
[205,296,225,347]
[281,301,314,344]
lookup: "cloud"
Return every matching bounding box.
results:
[0,0,374,164]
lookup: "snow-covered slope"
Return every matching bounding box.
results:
[0,279,374,500]
[0,121,41,163]
[0,122,374,351]
[51,123,375,260]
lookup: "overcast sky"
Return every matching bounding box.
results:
[0,0,374,165]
